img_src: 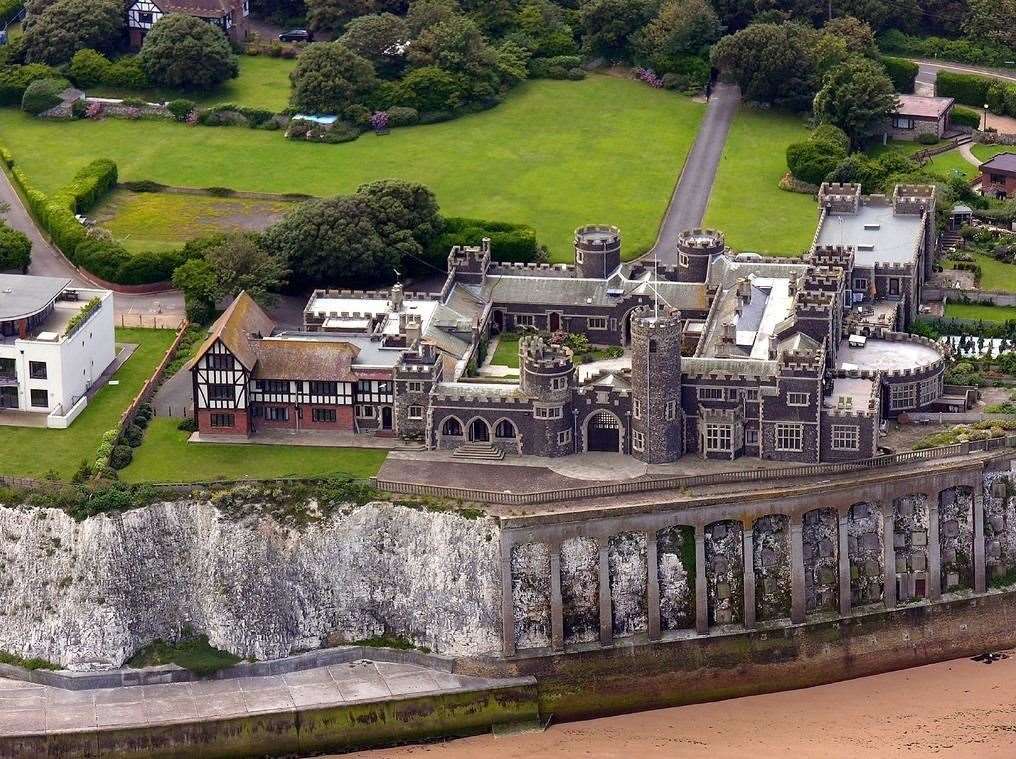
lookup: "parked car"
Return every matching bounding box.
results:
[278,29,313,42]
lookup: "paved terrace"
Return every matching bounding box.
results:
[0,660,506,738]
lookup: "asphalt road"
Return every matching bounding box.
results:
[646,82,740,264]
[914,58,1016,97]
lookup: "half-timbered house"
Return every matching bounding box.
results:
[127,0,249,49]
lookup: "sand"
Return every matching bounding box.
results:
[334,653,1016,759]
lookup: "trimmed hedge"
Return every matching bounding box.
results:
[21,77,67,115]
[430,217,539,263]
[528,55,584,80]
[879,30,1016,69]
[936,71,993,108]
[880,56,918,94]
[951,105,982,129]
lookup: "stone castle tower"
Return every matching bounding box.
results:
[629,306,684,463]
[574,225,621,279]
[520,335,575,456]
[676,229,725,283]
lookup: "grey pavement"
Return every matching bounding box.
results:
[0,660,501,737]
[0,166,186,324]
[914,59,1016,97]
[647,82,740,264]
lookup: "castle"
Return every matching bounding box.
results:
[189,182,951,465]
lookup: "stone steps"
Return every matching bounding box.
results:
[453,443,505,461]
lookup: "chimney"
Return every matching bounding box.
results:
[721,322,735,343]
[404,314,422,346]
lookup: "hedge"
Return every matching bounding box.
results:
[0,64,63,107]
[878,30,1016,69]
[937,72,1016,118]
[880,56,918,94]
[430,217,539,263]
[528,56,584,80]
[951,105,981,129]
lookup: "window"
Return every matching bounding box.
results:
[309,381,337,396]
[557,429,572,445]
[744,388,760,402]
[698,387,723,401]
[495,420,516,438]
[853,278,868,291]
[28,361,46,380]
[441,417,463,436]
[312,408,336,423]
[257,379,289,394]
[680,252,689,267]
[207,383,233,401]
[265,406,288,421]
[30,388,47,408]
[208,354,233,370]
[587,317,607,330]
[551,376,568,391]
[665,400,677,420]
[726,388,742,402]
[889,382,917,410]
[990,173,1007,184]
[775,423,803,451]
[356,405,376,418]
[632,430,645,452]
[515,315,535,328]
[210,413,234,428]
[889,278,900,295]
[139,10,153,23]
[787,392,809,407]
[705,423,732,451]
[407,405,423,420]
[831,425,859,450]
[919,377,939,406]
[534,405,563,419]
[745,428,759,446]
[892,116,915,130]
[407,381,424,393]
[633,398,643,419]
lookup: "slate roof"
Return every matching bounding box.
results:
[474,273,709,311]
[895,95,954,119]
[187,292,275,371]
[980,153,1016,174]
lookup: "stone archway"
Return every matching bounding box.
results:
[584,410,623,452]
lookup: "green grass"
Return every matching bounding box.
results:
[946,251,1016,293]
[490,333,521,368]
[121,417,388,482]
[703,106,817,256]
[0,328,177,479]
[945,302,1016,322]
[127,634,241,677]
[89,55,297,112]
[867,139,947,158]
[94,190,298,253]
[0,76,703,261]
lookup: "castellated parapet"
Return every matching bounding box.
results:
[676,228,725,283]
[818,183,861,213]
[629,306,684,464]
[574,225,621,279]
[893,184,936,216]
[806,245,855,273]
[447,237,492,285]
[520,336,574,403]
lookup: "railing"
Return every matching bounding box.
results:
[374,436,1016,506]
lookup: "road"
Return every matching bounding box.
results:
[0,166,185,326]
[646,82,740,264]
[914,58,1016,97]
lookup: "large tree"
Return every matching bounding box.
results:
[338,12,410,75]
[813,56,898,146]
[356,179,444,251]
[965,0,1016,51]
[0,223,31,273]
[306,0,373,34]
[578,0,656,60]
[635,0,722,72]
[139,14,238,89]
[405,0,460,37]
[407,15,500,98]
[289,41,377,114]
[822,16,877,57]
[22,0,122,65]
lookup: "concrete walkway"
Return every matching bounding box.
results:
[959,142,982,166]
[647,82,741,264]
[0,660,507,736]
[190,427,422,449]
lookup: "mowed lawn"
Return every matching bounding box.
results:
[0,76,704,262]
[703,107,817,256]
[0,328,177,479]
[944,302,1016,322]
[89,55,297,112]
[945,251,1016,293]
[121,418,388,482]
[924,143,1015,181]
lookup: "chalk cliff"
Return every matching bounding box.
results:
[0,500,502,670]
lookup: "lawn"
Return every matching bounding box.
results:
[121,418,388,482]
[944,302,1016,322]
[703,106,817,256]
[89,55,297,113]
[945,251,1016,293]
[490,333,521,368]
[0,75,704,262]
[0,328,177,479]
[94,190,299,253]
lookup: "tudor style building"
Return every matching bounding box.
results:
[190,182,950,464]
[127,0,249,49]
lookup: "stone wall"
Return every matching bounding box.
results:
[512,542,551,650]
[939,487,974,591]
[0,501,501,669]
[608,532,648,637]
[848,502,884,606]
[561,537,599,644]
[753,515,792,621]
[893,494,929,601]
[657,526,694,631]
[705,520,743,626]
[803,509,839,612]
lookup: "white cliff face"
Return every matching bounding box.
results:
[0,501,502,670]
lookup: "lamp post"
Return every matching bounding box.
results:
[983,103,990,131]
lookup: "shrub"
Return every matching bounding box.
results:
[105,55,149,89]
[123,423,145,447]
[917,132,939,145]
[21,77,67,114]
[166,98,195,121]
[810,124,850,154]
[952,105,982,129]
[63,159,117,211]
[880,56,918,94]
[0,64,60,106]
[68,49,111,88]
[109,445,133,470]
[936,71,993,109]
[386,105,418,126]
[177,417,198,432]
[141,15,238,89]
[136,402,154,420]
[786,140,845,185]
[528,55,582,79]
[429,217,540,264]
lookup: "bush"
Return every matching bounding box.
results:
[786,140,845,185]
[810,123,850,154]
[0,0,22,25]
[880,56,918,94]
[166,98,195,121]
[429,217,540,264]
[0,64,61,106]
[123,423,145,447]
[917,132,939,145]
[109,444,133,470]
[386,105,418,126]
[878,30,1016,69]
[140,14,238,89]
[21,77,67,114]
[177,417,198,432]
[68,49,111,88]
[105,56,149,89]
[62,158,117,212]
[528,55,582,79]
[936,71,993,109]
[952,105,982,129]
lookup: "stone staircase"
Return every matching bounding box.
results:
[452,443,505,461]
[941,229,964,252]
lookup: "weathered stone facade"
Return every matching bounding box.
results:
[608,532,648,637]
[893,494,929,601]
[938,487,974,591]
[560,537,599,645]
[848,502,885,607]
[803,508,839,612]
[753,515,792,621]
[705,520,744,626]
[511,542,551,650]
[657,526,695,631]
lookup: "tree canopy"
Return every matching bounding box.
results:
[289,41,378,114]
[813,56,898,145]
[0,223,31,273]
[22,0,122,65]
[339,12,410,74]
[139,14,239,89]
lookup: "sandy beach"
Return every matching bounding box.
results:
[335,653,1016,759]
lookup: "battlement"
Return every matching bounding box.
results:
[807,245,855,271]
[574,225,621,251]
[893,184,936,216]
[630,304,683,331]
[520,335,573,372]
[448,238,492,272]
[779,346,825,373]
[677,228,725,252]
[818,183,861,214]
[491,262,575,275]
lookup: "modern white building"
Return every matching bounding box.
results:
[0,274,115,428]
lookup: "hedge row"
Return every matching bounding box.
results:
[952,105,982,129]
[429,217,539,263]
[936,72,1016,119]
[528,55,585,80]
[0,64,63,107]
[878,30,1016,69]
[880,56,918,94]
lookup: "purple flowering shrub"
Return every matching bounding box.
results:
[371,111,390,132]
[85,101,104,119]
[633,67,664,88]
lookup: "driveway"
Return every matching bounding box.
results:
[0,167,185,325]
[913,59,1016,97]
[646,82,740,264]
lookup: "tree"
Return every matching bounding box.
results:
[965,0,1016,51]
[139,15,238,90]
[204,233,289,306]
[407,15,497,81]
[405,0,460,37]
[822,16,876,57]
[786,140,846,185]
[0,224,31,273]
[494,40,531,85]
[579,0,656,60]
[338,13,409,75]
[306,0,373,34]
[510,0,577,57]
[711,23,820,110]
[635,0,722,71]
[289,42,377,114]
[22,0,122,65]
[355,179,444,250]
[68,49,112,88]
[172,257,219,323]
[813,56,898,146]
[391,64,466,111]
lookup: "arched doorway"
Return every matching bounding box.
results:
[548,312,561,332]
[494,419,517,439]
[441,417,463,437]
[585,410,622,452]
[469,418,491,442]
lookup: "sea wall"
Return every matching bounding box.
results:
[0,501,502,669]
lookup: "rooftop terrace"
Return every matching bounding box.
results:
[815,201,923,269]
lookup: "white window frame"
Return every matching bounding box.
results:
[407,381,424,393]
[775,423,803,451]
[407,405,423,420]
[551,376,567,391]
[745,388,760,402]
[745,428,759,446]
[698,387,723,401]
[889,382,917,410]
[787,392,809,407]
[515,314,535,328]
[853,278,868,291]
[632,430,645,452]
[534,405,563,419]
[587,316,608,330]
[831,424,860,450]
[557,429,572,444]
[679,252,690,267]
[356,405,376,418]
[633,398,643,419]
[704,423,732,451]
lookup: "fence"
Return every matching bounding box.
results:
[117,320,190,430]
[374,436,1016,506]
[118,312,185,330]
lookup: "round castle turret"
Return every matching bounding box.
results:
[520,335,575,456]
[676,228,725,283]
[630,306,684,464]
[575,225,621,279]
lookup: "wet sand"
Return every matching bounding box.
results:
[336,653,1016,758]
